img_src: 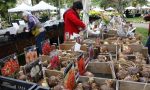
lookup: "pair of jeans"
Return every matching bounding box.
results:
[35,31,45,54]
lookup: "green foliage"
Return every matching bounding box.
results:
[0,0,16,20]
[91,0,101,6]
[11,14,19,20]
[125,17,145,23]
[132,0,148,6]
[92,0,148,13]
[136,27,148,45]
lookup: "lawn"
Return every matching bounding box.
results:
[125,17,145,23]
[125,17,148,45]
[136,27,148,45]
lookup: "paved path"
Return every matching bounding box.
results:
[132,23,148,29]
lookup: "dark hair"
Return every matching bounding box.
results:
[72,1,83,10]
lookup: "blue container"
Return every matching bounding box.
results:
[35,86,50,90]
[0,76,37,90]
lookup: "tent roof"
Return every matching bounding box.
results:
[141,5,150,9]
[32,1,57,11]
[93,7,105,12]
[8,3,32,12]
[105,7,115,11]
[125,6,136,10]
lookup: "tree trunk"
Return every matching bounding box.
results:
[35,0,39,4]
[31,0,34,5]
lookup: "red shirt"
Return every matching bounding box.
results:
[63,8,86,40]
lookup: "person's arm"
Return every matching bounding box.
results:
[67,12,86,29]
[28,16,36,31]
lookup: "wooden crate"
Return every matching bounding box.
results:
[59,44,88,51]
[86,62,116,79]
[118,80,150,90]
[96,44,119,60]
[45,69,63,78]
[122,44,148,55]
[64,41,76,44]
[40,56,51,62]
[77,76,116,89]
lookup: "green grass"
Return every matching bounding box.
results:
[136,27,148,45]
[125,17,145,23]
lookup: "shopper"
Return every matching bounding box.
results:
[143,14,150,56]
[146,23,150,55]
[22,11,45,54]
[63,1,86,40]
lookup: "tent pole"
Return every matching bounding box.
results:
[48,10,50,19]
[57,0,61,20]
[8,13,11,24]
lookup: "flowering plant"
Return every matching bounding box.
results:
[0,54,19,78]
[41,39,51,55]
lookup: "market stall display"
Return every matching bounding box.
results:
[23,59,43,83]
[1,3,150,89]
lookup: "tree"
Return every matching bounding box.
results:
[132,0,148,7]
[92,0,148,15]
[0,0,16,20]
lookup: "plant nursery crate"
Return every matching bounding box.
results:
[103,30,117,39]
[59,44,88,51]
[77,76,116,89]
[86,62,116,79]
[98,44,119,53]
[122,44,144,52]
[35,86,50,90]
[40,55,51,67]
[118,80,150,90]
[122,44,149,59]
[45,69,64,78]
[64,41,76,44]
[0,76,37,90]
[97,44,119,59]
[40,55,51,62]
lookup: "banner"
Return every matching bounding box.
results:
[64,63,75,90]
[24,45,38,64]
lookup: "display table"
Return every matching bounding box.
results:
[0,20,64,60]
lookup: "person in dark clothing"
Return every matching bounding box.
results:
[144,14,150,56]
[22,11,45,54]
[146,23,150,55]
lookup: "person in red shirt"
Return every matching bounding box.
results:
[63,1,86,40]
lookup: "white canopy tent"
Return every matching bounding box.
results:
[106,7,115,11]
[141,5,150,9]
[32,1,57,11]
[93,7,105,12]
[125,6,136,10]
[8,3,32,12]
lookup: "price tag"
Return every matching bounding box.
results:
[74,43,81,51]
